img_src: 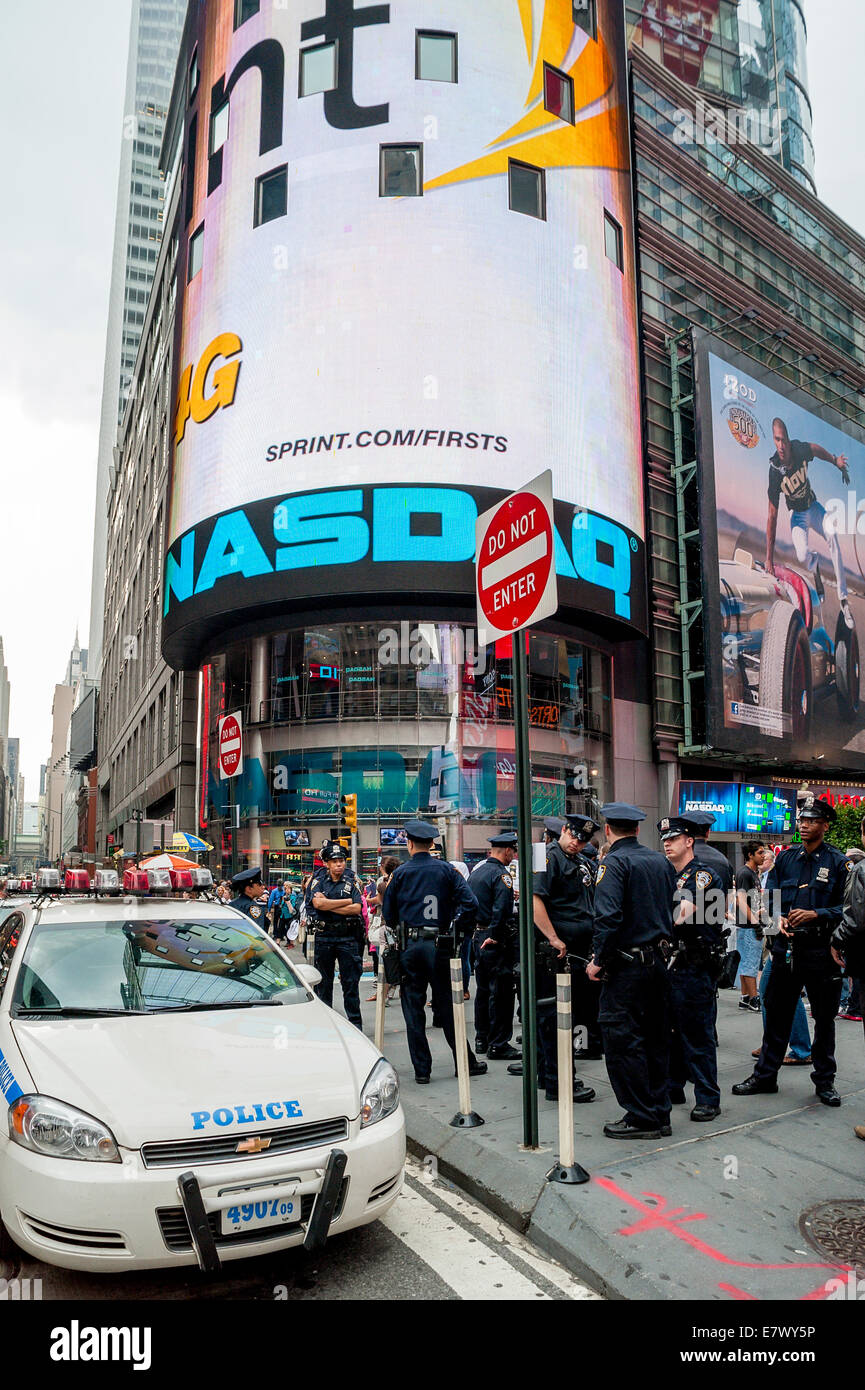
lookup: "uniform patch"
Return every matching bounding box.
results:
[251,905,262,918]
[595,865,606,882]
[847,859,855,872]
[502,875,513,886]
[695,870,713,891]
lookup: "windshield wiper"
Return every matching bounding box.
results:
[148,998,283,1013]
[14,1006,151,1018]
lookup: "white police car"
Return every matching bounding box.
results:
[0,890,404,1273]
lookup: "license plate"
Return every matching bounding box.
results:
[221,1195,298,1235]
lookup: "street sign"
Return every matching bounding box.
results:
[218,712,243,780]
[475,470,557,643]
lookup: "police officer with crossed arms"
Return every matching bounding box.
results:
[382,820,487,1084]
[733,795,847,1106]
[304,843,365,1031]
[660,815,725,1122]
[469,831,520,1061]
[587,803,677,1139]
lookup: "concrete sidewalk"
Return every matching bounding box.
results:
[353,974,865,1301]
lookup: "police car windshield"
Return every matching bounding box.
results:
[11,919,308,1016]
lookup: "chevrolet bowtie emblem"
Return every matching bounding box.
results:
[236,1135,272,1155]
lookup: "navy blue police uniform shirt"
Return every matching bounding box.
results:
[673,857,725,948]
[230,893,266,925]
[468,857,515,944]
[591,837,677,967]
[382,853,478,934]
[764,842,847,954]
[533,841,594,935]
[693,840,734,894]
[306,870,363,931]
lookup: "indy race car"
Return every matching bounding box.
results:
[720,548,860,741]
[0,888,404,1274]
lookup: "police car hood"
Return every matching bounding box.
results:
[11,1001,379,1148]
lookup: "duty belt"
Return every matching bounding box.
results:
[627,940,671,965]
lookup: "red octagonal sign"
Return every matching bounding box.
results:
[218,712,243,780]
[476,470,558,642]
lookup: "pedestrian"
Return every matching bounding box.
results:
[267,879,285,937]
[215,879,232,904]
[735,841,765,1013]
[733,795,847,1106]
[587,803,676,1139]
[469,832,520,1062]
[304,844,365,1030]
[366,857,400,1001]
[832,818,865,1141]
[229,867,269,924]
[533,814,600,1103]
[660,815,725,1121]
[381,819,486,1085]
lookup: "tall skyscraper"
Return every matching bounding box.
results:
[88,0,186,679]
[0,637,9,773]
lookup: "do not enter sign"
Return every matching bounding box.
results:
[475,470,558,642]
[218,712,243,780]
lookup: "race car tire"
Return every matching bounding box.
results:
[758,601,811,741]
[835,610,860,720]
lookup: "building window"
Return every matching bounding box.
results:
[209,100,229,155]
[234,0,259,29]
[604,211,623,270]
[188,49,199,104]
[254,166,288,227]
[416,30,458,83]
[299,40,338,97]
[188,224,204,281]
[573,0,597,41]
[508,159,545,220]
[543,63,574,123]
[379,144,423,197]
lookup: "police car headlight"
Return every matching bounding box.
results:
[359,1059,400,1128]
[9,1096,121,1163]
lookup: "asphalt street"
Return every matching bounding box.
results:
[0,1156,599,1302]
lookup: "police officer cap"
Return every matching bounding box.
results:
[657,815,699,841]
[404,819,440,841]
[686,810,716,831]
[566,814,598,838]
[798,795,836,823]
[544,816,565,835]
[231,866,263,887]
[601,802,647,823]
[489,831,518,846]
[322,843,347,860]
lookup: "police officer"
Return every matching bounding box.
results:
[533,816,598,1103]
[543,816,565,846]
[572,814,600,883]
[833,816,865,1142]
[305,844,365,1031]
[688,811,734,894]
[587,803,677,1139]
[733,796,847,1106]
[382,820,486,1084]
[229,867,268,924]
[469,832,520,1061]
[660,816,725,1122]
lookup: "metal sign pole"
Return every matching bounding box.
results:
[513,632,539,1150]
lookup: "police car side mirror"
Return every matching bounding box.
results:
[294,962,322,988]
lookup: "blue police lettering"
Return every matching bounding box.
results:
[190,1100,304,1130]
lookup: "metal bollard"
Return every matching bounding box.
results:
[546,973,590,1185]
[374,950,386,1053]
[449,957,484,1129]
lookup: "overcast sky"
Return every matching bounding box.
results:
[0,0,862,800]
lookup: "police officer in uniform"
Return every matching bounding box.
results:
[382,820,486,1084]
[304,843,365,1031]
[587,803,677,1139]
[470,832,520,1060]
[688,811,734,894]
[572,815,600,882]
[230,867,268,924]
[533,816,598,1104]
[660,816,725,1122]
[733,796,847,1106]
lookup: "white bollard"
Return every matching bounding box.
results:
[546,972,590,1184]
[374,949,386,1053]
[449,957,483,1129]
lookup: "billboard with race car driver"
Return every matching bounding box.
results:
[694,331,865,770]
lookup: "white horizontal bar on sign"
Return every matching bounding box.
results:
[481,534,547,590]
[220,738,241,754]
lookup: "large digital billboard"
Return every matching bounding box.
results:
[677,781,796,836]
[694,332,865,769]
[162,0,646,669]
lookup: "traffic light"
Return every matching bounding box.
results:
[338,837,350,849]
[341,793,358,834]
